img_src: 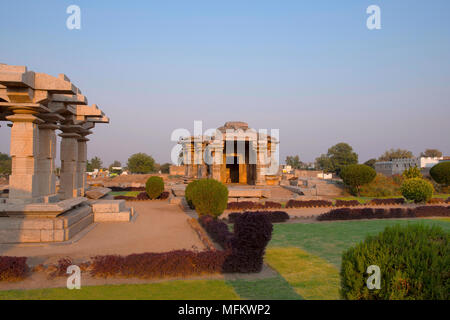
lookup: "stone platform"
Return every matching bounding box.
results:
[0,201,93,243]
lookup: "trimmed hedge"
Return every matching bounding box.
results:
[228,211,289,223]
[368,198,405,206]
[199,213,273,273]
[317,206,450,221]
[198,216,234,249]
[335,200,360,207]
[286,200,333,208]
[226,201,282,210]
[191,179,228,218]
[109,186,146,192]
[0,256,28,281]
[340,164,376,196]
[185,180,200,209]
[90,250,227,279]
[341,224,449,300]
[430,162,450,185]
[224,213,273,273]
[145,176,164,199]
[401,178,434,203]
[114,191,169,201]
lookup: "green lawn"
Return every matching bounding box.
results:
[109,191,141,197]
[269,219,450,267]
[226,275,302,300]
[265,248,339,300]
[0,280,239,300]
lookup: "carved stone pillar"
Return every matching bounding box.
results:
[37,122,58,200]
[6,113,43,201]
[58,132,81,199]
[76,136,88,196]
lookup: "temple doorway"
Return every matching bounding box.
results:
[226,156,240,183]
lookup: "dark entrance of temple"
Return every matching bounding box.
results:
[226,156,240,183]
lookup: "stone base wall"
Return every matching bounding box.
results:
[0,204,93,243]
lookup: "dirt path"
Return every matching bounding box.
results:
[0,201,206,266]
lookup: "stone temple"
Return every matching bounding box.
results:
[179,121,279,185]
[0,64,132,244]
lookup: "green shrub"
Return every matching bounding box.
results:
[191,179,228,218]
[341,224,449,300]
[340,164,376,196]
[402,166,422,179]
[145,176,164,199]
[401,178,434,203]
[430,162,450,186]
[185,179,200,209]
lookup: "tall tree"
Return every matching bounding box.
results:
[379,148,413,161]
[87,156,103,172]
[285,155,304,170]
[420,149,442,158]
[315,154,334,172]
[364,158,377,169]
[317,142,359,173]
[127,153,155,174]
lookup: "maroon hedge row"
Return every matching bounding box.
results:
[317,206,450,221]
[114,191,170,201]
[335,200,360,207]
[109,186,146,192]
[199,213,273,273]
[228,211,289,223]
[224,213,273,273]
[368,198,405,206]
[198,216,234,249]
[226,201,282,210]
[90,213,273,278]
[286,199,333,208]
[0,256,28,281]
[90,250,227,278]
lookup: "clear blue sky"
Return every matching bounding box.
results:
[1,0,449,165]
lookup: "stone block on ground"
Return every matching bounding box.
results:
[85,187,112,200]
[91,199,126,213]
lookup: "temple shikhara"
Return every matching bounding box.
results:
[0,64,133,244]
[179,121,280,185]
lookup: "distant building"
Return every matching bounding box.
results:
[375,157,443,176]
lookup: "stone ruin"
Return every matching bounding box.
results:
[0,64,132,244]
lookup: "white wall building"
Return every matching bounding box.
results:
[375,157,443,176]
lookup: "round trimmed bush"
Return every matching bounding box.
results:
[145,176,164,199]
[185,179,200,209]
[341,224,449,300]
[401,178,434,203]
[191,179,228,218]
[340,164,376,196]
[430,162,450,186]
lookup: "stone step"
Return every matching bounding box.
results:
[94,209,131,222]
[91,199,126,213]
